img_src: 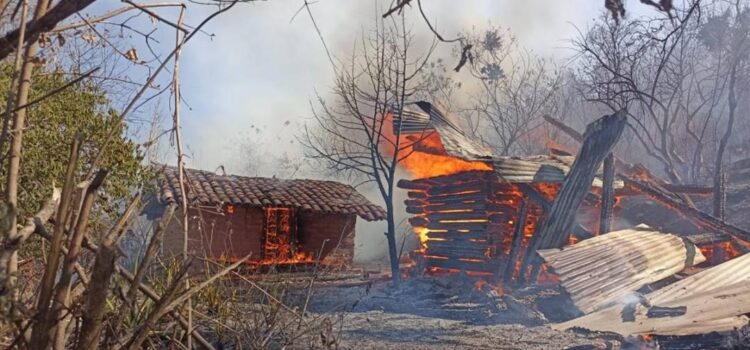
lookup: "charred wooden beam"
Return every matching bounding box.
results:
[600,153,615,235]
[407,191,427,199]
[426,246,489,260]
[522,110,627,284]
[660,184,714,195]
[405,206,424,215]
[425,211,488,222]
[684,232,732,246]
[503,199,528,283]
[408,217,429,227]
[428,194,488,205]
[713,170,726,221]
[404,199,425,208]
[424,202,487,212]
[425,230,489,241]
[517,183,593,240]
[427,181,488,196]
[624,177,750,242]
[544,114,701,207]
[422,257,497,273]
[397,179,430,190]
[425,222,489,232]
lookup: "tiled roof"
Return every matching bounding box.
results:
[155,165,386,221]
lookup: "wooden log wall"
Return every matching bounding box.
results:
[399,171,500,274]
[398,171,552,279]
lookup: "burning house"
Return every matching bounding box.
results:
[149,166,386,267]
[393,102,748,284]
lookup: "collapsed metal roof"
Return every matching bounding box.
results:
[538,224,706,314]
[553,249,750,336]
[492,155,625,188]
[393,101,623,188]
[392,101,494,161]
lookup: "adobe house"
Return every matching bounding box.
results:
[148,165,386,266]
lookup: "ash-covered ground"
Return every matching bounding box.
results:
[300,274,623,350]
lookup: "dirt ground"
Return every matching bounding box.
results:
[299,274,624,350]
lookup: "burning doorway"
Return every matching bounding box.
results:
[263,207,296,261]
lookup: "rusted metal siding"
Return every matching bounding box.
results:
[538,224,706,313]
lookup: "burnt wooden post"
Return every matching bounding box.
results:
[502,198,528,283]
[713,170,726,221]
[599,153,616,235]
[521,110,627,284]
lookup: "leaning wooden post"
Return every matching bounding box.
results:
[503,198,528,283]
[599,153,616,235]
[713,170,726,221]
[523,110,627,284]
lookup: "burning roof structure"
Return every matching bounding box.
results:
[391,102,750,341]
[395,103,635,281]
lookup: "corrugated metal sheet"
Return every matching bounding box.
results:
[538,224,705,314]
[554,253,750,336]
[392,101,494,161]
[493,155,624,188]
[392,101,623,188]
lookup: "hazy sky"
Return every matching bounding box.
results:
[167,0,649,175]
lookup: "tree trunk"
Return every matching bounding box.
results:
[600,153,616,234]
[4,0,51,296]
[385,201,400,285]
[714,64,736,219]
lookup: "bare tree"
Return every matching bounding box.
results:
[572,0,749,190]
[460,27,562,156]
[301,16,433,285]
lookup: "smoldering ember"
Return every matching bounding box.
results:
[2,1,750,350]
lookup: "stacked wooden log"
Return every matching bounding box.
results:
[400,171,498,273]
[399,170,553,279]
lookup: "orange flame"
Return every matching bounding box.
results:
[381,113,492,178]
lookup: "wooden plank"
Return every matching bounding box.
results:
[503,199,529,283]
[426,248,489,261]
[426,230,489,241]
[522,110,627,284]
[427,194,488,206]
[408,217,429,227]
[684,232,732,246]
[424,202,486,212]
[422,257,497,273]
[624,178,750,242]
[426,240,488,252]
[406,206,424,215]
[407,191,427,199]
[425,211,487,222]
[404,199,425,207]
[426,221,489,232]
[600,153,615,234]
[427,181,487,196]
[397,179,430,190]
[417,170,495,185]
